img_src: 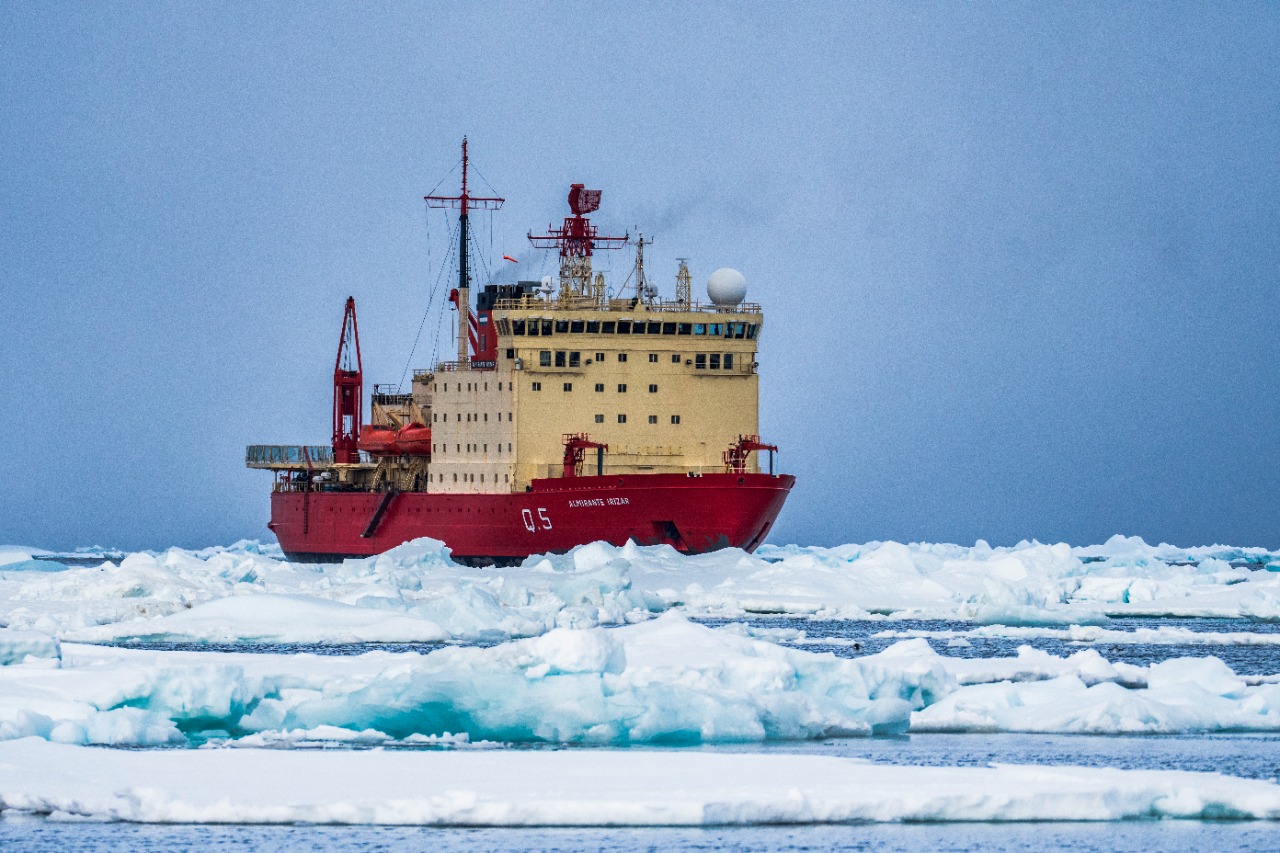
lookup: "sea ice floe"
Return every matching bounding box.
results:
[2,739,1279,824]
[3,536,1279,645]
[1,618,1279,747]
[0,629,60,667]
[873,624,1280,647]
[0,617,950,747]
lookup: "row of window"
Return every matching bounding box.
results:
[428,472,511,484]
[434,442,514,455]
[590,414,681,425]
[503,318,758,340]
[535,350,738,370]
[434,411,512,423]
[533,382,664,393]
[436,381,508,393]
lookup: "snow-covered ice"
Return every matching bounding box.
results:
[2,535,1279,829]
[0,616,944,746]
[2,739,1278,825]
[2,536,1278,646]
[872,624,1280,647]
[1,617,1279,747]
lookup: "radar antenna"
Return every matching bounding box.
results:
[529,184,628,299]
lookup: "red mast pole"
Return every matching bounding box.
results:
[332,296,362,464]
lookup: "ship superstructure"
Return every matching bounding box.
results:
[247,140,793,564]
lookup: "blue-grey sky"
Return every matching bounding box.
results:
[2,3,1277,550]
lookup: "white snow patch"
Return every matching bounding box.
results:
[1,739,1279,824]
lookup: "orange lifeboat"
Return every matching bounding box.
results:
[357,424,399,456]
[396,423,432,456]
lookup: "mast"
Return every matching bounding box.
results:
[633,232,654,302]
[425,138,504,365]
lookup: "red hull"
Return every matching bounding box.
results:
[269,472,795,564]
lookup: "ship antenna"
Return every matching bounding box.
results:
[675,258,692,306]
[633,232,656,303]
[425,137,504,366]
[529,185,628,300]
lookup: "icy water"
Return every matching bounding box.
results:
[2,818,1278,852]
[102,615,1280,675]
[15,614,1280,851]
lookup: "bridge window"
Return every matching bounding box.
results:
[569,351,581,367]
[570,320,584,333]
[671,353,681,363]
[541,319,553,335]
[555,320,569,333]
[527,322,538,336]
[540,351,551,367]
[694,324,705,335]
[662,322,676,335]
[724,354,734,369]
[587,321,600,333]
[710,354,721,370]
[512,320,525,335]
[647,321,661,334]
[677,323,691,335]
[555,351,566,367]
[601,321,616,334]
[746,324,759,340]
[617,320,632,334]
[695,354,706,369]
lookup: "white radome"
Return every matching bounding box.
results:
[707,268,747,305]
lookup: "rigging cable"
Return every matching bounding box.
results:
[397,216,458,393]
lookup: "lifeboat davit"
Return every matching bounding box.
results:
[396,423,432,456]
[357,424,398,456]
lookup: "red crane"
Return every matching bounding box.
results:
[332,297,363,464]
[562,433,609,478]
[723,435,778,474]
